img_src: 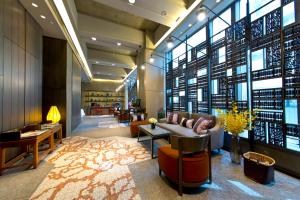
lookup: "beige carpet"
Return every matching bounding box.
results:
[129,151,300,200]
[72,115,131,138]
[0,161,54,200]
[30,136,150,200]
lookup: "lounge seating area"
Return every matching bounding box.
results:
[157,112,224,151]
[0,0,300,199]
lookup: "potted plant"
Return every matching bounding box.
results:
[149,118,158,129]
[218,102,256,164]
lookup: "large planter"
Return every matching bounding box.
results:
[243,152,275,184]
[230,135,241,164]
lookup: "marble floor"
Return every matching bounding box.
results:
[1,116,300,200]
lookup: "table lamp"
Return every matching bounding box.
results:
[47,106,61,124]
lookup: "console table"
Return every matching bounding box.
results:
[0,124,62,175]
[138,125,171,159]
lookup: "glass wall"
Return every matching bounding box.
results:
[165,0,299,152]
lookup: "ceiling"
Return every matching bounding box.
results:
[75,0,161,32]
[20,0,232,84]
[74,0,195,81]
[19,0,64,39]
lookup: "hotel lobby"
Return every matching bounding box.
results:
[0,0,300,199]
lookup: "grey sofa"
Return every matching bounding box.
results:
[157,112,224,151]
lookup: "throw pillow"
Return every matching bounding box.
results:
[193,117,205,132]
[167,113,178,124]
[186,119,194,129]
[180,117,188,127]
[194,119,212,134]
[132,114,144,121]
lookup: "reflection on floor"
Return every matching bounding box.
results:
[74,115,128,131]
[30,136,150,199]
[72,115,131,138]
[129,151,300,200]
[1,116,300,200]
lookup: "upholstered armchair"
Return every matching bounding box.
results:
[129,113,149,137]
[157,134,212,196]
[117,110,130,123]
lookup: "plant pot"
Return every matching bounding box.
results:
[151,123,156,129]
[230,135,241,164]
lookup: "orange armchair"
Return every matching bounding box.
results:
[157,135,211,196]
[130,120,150,137]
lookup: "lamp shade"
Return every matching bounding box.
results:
[47,106,61,123]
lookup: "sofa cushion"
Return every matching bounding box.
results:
[167,113,178,124]
[195,119,212,134]
[191,113,216,128]
[132,114,145,121]
[157,123,197,137]
[177,112,189,124]
[186,119,194,129]
[179,117,188,127]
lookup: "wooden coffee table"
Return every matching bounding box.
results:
[138,124,171,159]
[0,124,62,175]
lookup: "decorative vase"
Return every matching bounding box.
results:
[151,123,156,129]
[230,135,241,164]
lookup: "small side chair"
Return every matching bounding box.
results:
[157,134,212,196]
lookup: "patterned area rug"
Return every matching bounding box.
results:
[30,136,150,200]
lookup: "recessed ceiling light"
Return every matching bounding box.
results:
[166,37,174,49]
[149,55,154,63]
[141,65,145,70]
[96,61,99,64]
[91,37,96,41]
[196,7,207,21]
[117,42,122,46]
[128,0,135,4]
[40,15,46,19]
[112,63,115,66]
[188,23,192,27]
[32,3,38,7]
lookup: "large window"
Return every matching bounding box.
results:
[165,0,299,153]
[212,8,231,42]
[250,0,281,21]
[283,1,295,27]
[235,0,247,21]
[187,27,206,48]
[172,43,186,60]
[251,49,265,71]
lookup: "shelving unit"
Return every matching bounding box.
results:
[82,91,124,107]
[82,90,125,115]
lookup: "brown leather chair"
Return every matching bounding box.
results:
[158,134,212,196]
[130,120,150,137]
[118,110,130,123]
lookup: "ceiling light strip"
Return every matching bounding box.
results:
[123,65,137,83]
[116,84,124,92]
[115,66,137,92]
[50,0,93,79]
[93,79,123,83]
[154,0,203,49]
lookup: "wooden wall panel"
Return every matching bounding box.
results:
[71,54,81,130]
[18,48,25,127]
[0,0,3,76]
[3,0,12,40]
[25,53,32,124]
[43,37,67,136]
[0,37,3,76]
[0,76,3,131]
[11,43,19,128]
[3,38,12,130]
